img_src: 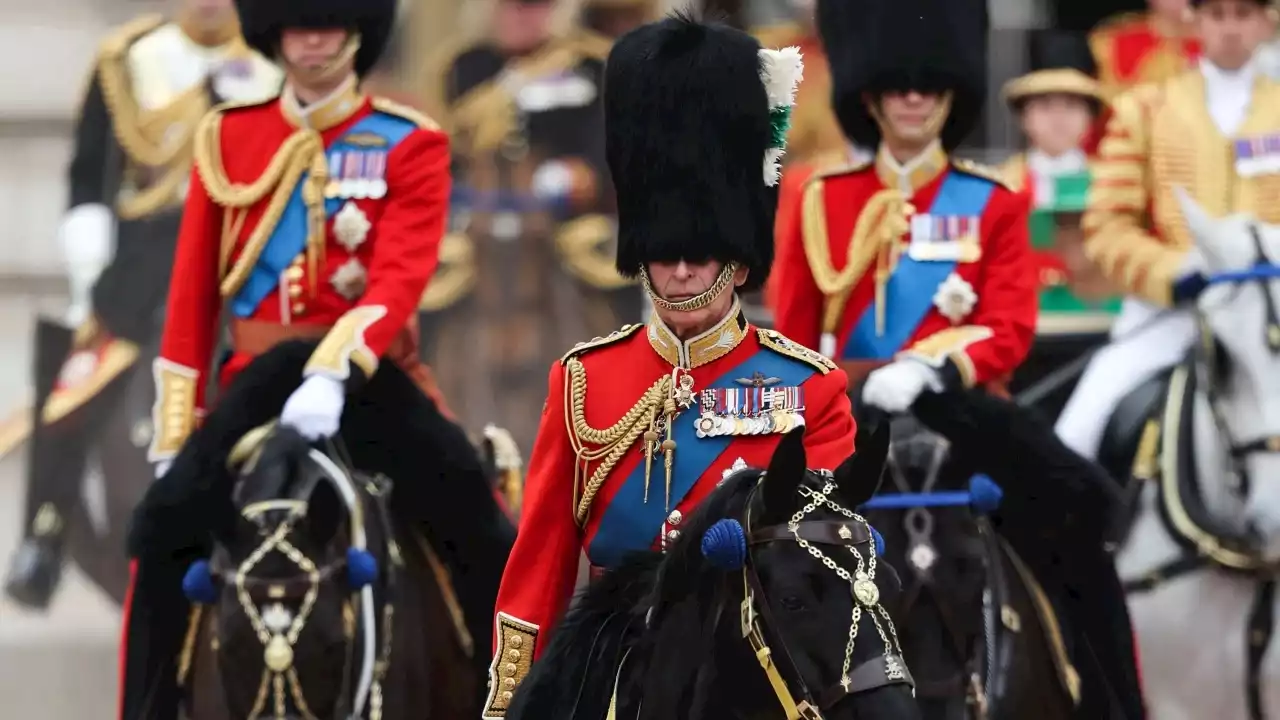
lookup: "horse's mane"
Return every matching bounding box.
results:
[508,468,762,720]
[632,468,762,720]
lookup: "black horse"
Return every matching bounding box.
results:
[120,339,515,719]
[861,392,1143,720]
[508,422,922,720]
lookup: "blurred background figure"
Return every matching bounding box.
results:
[1,0,280,613]
[1089,0,1202,99]
[413,0,646,451]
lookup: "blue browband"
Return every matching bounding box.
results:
[1206,264,1280,285]
[860,474,1004,515]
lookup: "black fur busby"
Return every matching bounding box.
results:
[234,0,398,76]
[818,0,988,150]
[605,14,774,292]
[1003,30,1103,109]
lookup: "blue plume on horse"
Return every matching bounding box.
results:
[869,524,885,556]
[182,559,219,604]
[969,474,1003,514]
[346,547,379,589]
[701,518,748,570]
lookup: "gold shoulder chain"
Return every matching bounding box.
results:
[800,179,914,334]
[563,358,670,526]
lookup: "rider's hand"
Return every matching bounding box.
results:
[861,359,941,413]
[153,459,172,479]
[280,374,346,440]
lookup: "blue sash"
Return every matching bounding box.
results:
[230,111,418,317]
[842,171,995,359]
[587,350,818,568]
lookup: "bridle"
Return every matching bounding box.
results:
[737,472,914,719]
[186,444,401,720]
[1194,225,1280,500]
[870,431,992,715]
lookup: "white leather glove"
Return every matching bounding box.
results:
[153,460,172,479]
[861,359,943,413]
[58,204,114,327]
[280,375,346,440]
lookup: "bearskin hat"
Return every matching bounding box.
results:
[234,0,397,76]
[1003,30,1103,109]
[818,0,988,150]
[606,14,790,293]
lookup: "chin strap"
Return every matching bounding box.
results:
[282,32,362,87]
[640,262,737,313]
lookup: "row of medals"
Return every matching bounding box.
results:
[324,177,387,201]
[694,392,806,438]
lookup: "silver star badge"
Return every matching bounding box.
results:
[332,201,371,252]
[329,258,368,301]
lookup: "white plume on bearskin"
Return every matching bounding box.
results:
[758,45,804,186]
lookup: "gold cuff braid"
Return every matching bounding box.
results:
[482,613,538,718]
[149,359,199,461]
[305,305,386,380]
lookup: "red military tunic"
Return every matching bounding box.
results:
[147,80,450,461]
[482,300,855,718]
[771,143,1037,390]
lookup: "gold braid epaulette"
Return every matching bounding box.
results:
[371,96,441,131]
[192,105,329,297]
[952,159,1013,191]
[560,324,643,363]
[756,328,836,374]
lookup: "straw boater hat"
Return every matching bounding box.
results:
[1003,30,1104,113]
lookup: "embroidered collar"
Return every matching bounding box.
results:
[875,140,948,195]
[647,297,749,369]
[281,75,364,132]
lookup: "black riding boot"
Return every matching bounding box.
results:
[4,319,130,609]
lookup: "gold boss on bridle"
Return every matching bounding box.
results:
[740,477,910,719]
[188,434,400,720]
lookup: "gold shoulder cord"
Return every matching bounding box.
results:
[95,15,211,219]
[563,359,675,526]
[193,110,329,298]
[95,15,171,168]
[800,179,914,336]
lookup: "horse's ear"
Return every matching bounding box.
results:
[761,426,808,523]
[834,419,890,508]
[305,479,344,548]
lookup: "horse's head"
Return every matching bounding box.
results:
[1178,189,1280,556]
[196,426,385,719]
[745,421,917,719]
[633,421,917,720]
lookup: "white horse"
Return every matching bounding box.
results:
[1115,190,1280,720]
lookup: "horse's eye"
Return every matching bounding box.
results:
[779,595,807,612]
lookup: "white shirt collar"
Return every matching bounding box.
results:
[1200,58,1256,136]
